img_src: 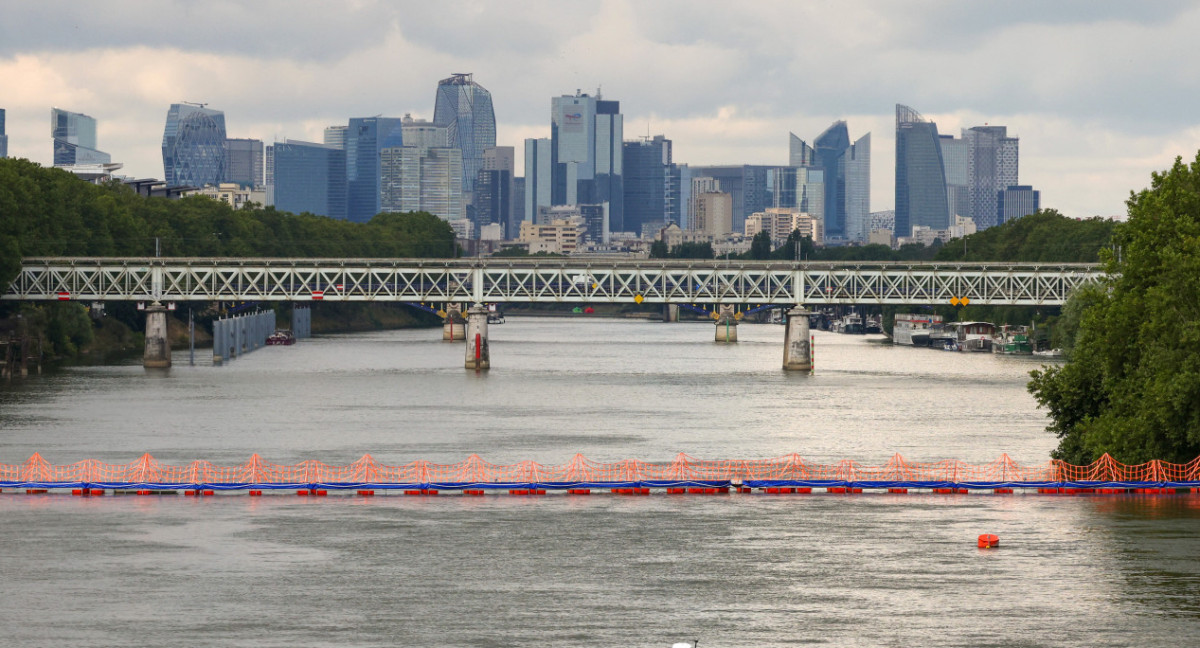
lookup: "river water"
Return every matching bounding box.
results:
[1,318,1198,647]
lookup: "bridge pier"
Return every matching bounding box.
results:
[465,304,490,370]
[143,302,171,368]
[662,304,679,323]
[714,304,738,343]
[783,306,812,371]
[443,302,466,341]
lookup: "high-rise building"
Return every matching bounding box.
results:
[693,192,733,237]
[345,116,404,222]
[939,134,969,219]
[474,146,514,238]
[0,108,7,158]
[524,137,553,223]
[550,90,624,232]
[939,125,1021,230]
[623,135,676,235]
[894,104,950,237]
[999,185,1040,223]
[223,138,263,188]
[964,126,1019,230]
[791,122,871,242]
[379,115,464,221]
[162,103,227,188]
[510,177,526,239]
[323,125,347,150]
[52,108,111,166]
[433,73,496,196]
[272,139,347,220]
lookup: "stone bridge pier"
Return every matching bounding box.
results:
[443,302,466,341]
[783,306,812,371]
[714,304,738,343]
[465,303,489,370]
[143,302,171,368]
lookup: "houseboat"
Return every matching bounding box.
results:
[893,313,943,346]
[993,325,1033,355]
[949,322,996,352]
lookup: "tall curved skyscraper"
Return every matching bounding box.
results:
[433,73,495,194]
[162,103,226,187]
[894,104,949,237]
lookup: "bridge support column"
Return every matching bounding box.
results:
[714,304,738,343]
[662,304,679,323]
[143,302,171,368]
[443,302,466,341]
[783,306,812,371]
[465,303,490,371]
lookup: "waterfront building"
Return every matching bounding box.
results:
[223,138,263,188]
[549,90,624,232]
[52,108,111,166]
[0,108,7,158]
[272,139,347,220]
[162,103,227,187]
[345,116,404,222]
[323,125,347,149]
[999,185,1040,223]
[894,104,950,237]
[433,73,496,196]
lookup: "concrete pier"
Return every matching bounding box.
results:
[662,304,679,323]
[143,302,171,368]
[464,303,490,370]
[443,302,466,341]
[782,306,812,371]
[714,304,738,343]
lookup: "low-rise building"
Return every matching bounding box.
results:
[197,183,267,210]
[519,218,582,255]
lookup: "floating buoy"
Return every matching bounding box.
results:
[249,490,263,496]
[978,534,1000,548]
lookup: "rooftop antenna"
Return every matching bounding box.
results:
[596,84,603,99]
[183,101,208,108]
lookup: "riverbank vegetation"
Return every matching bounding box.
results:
[0,158,452,361]
[1028,153,1200,464]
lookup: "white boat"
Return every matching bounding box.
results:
[893,313,942,346]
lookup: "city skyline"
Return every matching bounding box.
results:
[3,1,1200,218]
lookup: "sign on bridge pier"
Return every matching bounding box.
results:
[3,258,1104,307]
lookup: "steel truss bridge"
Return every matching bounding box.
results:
[2,258,1104,306]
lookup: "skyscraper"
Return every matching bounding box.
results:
[524,137,553,223]
[345,116,404,222]
[162,103,227,187]
[550,91,624,232]
[792,121,871,242]
[323,125,347,150]
[939,134,969,219]
[841,133,871,243]
[52,108,111,166]
[623,135,675,235]
[964,126,1019,230]
[474,147,514,238]
[0,108,7,158]
[380,115,464,221]
[223,138,264,188]
[788,133,814,167]
[999,185,1040,224]
[272,139,347,220]
[433,73,496,196]
[894,104,949,237]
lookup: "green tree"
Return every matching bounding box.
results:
[649,239,669,259]
[1028,153,1200,464]
[749,231,772,260]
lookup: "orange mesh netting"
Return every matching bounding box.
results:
[2,452,1199,487]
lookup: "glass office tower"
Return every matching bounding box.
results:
[273,140,347,220]
[345,117,404,222]
[550,91,624,232]
[52,108,111,166]
[433,73,496,195]
[622,135,674,234]
[162,103,226,187]
[0,108,7,158]
[894,104,949,237]
[223,138,264,188]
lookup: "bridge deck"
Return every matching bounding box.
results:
[3,257,1104,306]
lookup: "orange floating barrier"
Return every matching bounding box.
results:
[665,488,685,494]
[249,490,263,496]
[461,490,482,496]
[888,488,908,494]
[567,489,591,495]
[978,534,1000,548]
[71,489,84,496]
[297,490,310,496]
[26,489,48,494]
[89,489,105,496]
[795,487,812,494]
[993,488,1014,494]
[202,490,215,496]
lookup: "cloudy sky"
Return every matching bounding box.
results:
[3,0,1199,218]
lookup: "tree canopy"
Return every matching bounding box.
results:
[0,157,456,289]
[1028,153,1200,464]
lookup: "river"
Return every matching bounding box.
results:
[1,317,1198,647]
